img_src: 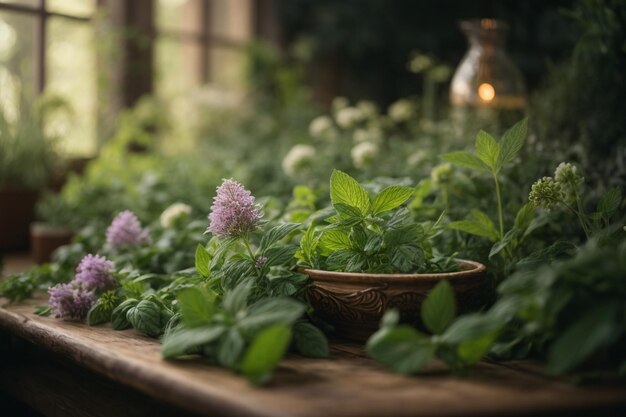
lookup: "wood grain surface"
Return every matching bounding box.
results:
[1,296,625,417]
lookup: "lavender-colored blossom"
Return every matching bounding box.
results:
[48,283,96,320]
[207,179,263,238]
[74,254,116,292]
[255,256,268,269]
[106,210,150,247]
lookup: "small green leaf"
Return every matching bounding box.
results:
[330,170,371,215]
[293,322,329,358]
[195,245,211,278]
[88,300,113,326]
[597,187,622,215]
[546,303,621,375]
[161,326,226,359]
[127,300,162,337]
[296,224,319,265]
[489,229,517,258]
[421,280,456,334]
[222,281,253,315]
[241,324,292,385]
[218,328,245,369]
[475,130,500,170]
[440,151,490,173]
[497,118,527,168]
[334,203,364,220]
[440,313,502,345]
[260,223,300,251]
[263,245,298,267]
[238,297,305,335]
[371,186,415,215]
[449,209,500,242]
[176,287,215,327]
[111,299,138,330]
[457,331,498,365]
[367,326,435,374]
[514,203,536,232]
[320,229,352,251]
[35,305,52,316]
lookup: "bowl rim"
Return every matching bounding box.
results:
[302,259,486,284]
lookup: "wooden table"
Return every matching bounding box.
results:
[1,255,626,416]
[1,296,626,417]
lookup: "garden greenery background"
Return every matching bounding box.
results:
[1,0,626,383]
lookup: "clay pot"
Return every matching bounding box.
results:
[30,223,73,264]
[0,187,39,252]
[303,260,488,342]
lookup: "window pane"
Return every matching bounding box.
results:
[156,37,203,97]
[0,1,40,8]
[0,11,37,120]
[48,0,95,17]
[208,46,246,89]
[157,0,204,35]
[210,0,252,42]
[46,17,96,156]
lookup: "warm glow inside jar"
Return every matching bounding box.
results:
[450,19,526,109]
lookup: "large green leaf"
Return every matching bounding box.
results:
[475,130,500,170]
[238,297,305,335]
[597,187,622,215]
[259,223,300,251]
[330,170,371,215]
[367,326,435,374]
[161,325,226,359]
[241,324,292,385]
[176,287,215,327]
[421,280,456,334]
[218,328,245,369]
[371,186,415,215]
[497,118,527,168]
[440,151,490,173]
[127,300,162,337]
[320,229,352,251]
[449,210,499,242]
[195,244,211,278]
[293,322,329,358]
[546,303,621,375]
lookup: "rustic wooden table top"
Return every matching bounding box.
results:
[1,295,625,417]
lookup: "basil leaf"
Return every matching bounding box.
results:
[421,280,456,334]
[176,287,215,327]
[293,322,329,358]
[162,325,226,359]
[111,298,138,330]
[127,300,162,338]
[371,186,415,215]
[241,324,292,385]
[330,170,371,215]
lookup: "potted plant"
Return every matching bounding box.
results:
[0,97,59,252]
[30,192,76,264]
[297,170,487,341]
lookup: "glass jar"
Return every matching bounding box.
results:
[450,19,526,109]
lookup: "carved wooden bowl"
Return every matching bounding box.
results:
[303,260,488,342]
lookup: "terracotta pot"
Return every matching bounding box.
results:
[303,259,488,342]
[30,223,73,264]
[0,187,39,252]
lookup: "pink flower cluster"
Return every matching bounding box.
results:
[106,210,150,247]
[207,179,263,239]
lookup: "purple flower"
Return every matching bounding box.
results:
[207,179,263,239]
[74,254,116,292]
[48,283,96,320]
[255,256,268,269]
[106,210,150,247]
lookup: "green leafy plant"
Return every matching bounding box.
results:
[297,170,455,273]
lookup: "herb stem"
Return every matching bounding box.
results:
[493,173,504,238]
[243,236,256,261]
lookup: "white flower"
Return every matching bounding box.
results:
[309,115,337,141]
[332,96,349,113]
[408,53,433,73]
[356,100,379,119]
[282,144,316,177]
[388,99,414,122]
[351,142,379,169]
[554,162,583,204]
[335,107,363,129]
[353,126,383,144]
[160,202,192,228]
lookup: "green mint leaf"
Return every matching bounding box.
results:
[176,287,215,327]
[475,130,500,171]
[497,118,527,168]
[597,186,622,215]
[222,281,253,316]
[489,229,517,259]
[457,331,498,365]
[195,244,211,278]
[320,229,352,251]
[293,322,329,358]
[334,203,364,220]
[330,170,371,215]
[440,151,490,173]
[88,300,114,326]
[111,299,138,330]
[35,305,52,316]
[161,325,226,359]
[238,297,305,336]
[260,223,300,251]
[514,203,536,232]
[296,224,319,266]
[241,324,292,385]
[127,300,163,338]
[449,214,499,242]
[218,328,245,369]
[366,326,435,374]
[371,186,415,215]
[546,303,621,375]
[421,280,456,334]
[440,313,502,345]
[263,244,298,268]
